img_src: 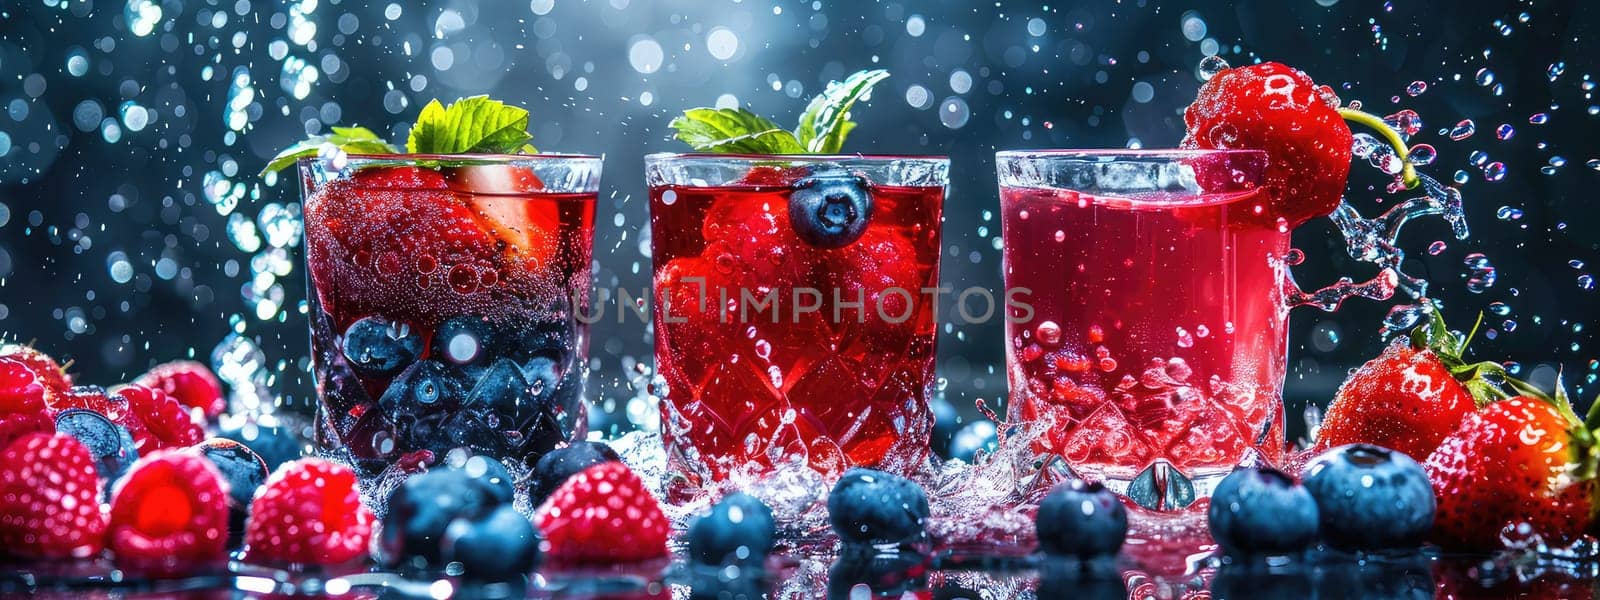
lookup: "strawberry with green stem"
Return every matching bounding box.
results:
[1424,376,1600,551]
[1314,304,1525,462]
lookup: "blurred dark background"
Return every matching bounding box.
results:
[1,0,1596,434]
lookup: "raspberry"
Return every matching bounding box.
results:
[107,450,230,574]
[0,355,51,414]
[1182,61,1354,227]
[534,462,668,564]
[134,361,226,419]
[0,344,71,393]
[47,385,130,421]
[113,384,204,453]
[0,410,52,450]
[0,433,108,559]
[244,458,374,566]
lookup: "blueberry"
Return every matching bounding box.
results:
[432,316,498,366]
[195,438,270,547]
[380,360,469,418]
[341,316,424,377]
[217,423,305,472]
[466,359,541,426]
[529,441,620,505]
[53,408,137,483]
[687,492,776,567]
[441,505,541,581]
[1035,480,1127,558]
[508,318,574,362]
[947,420,999,463]
[380,468,496,568]
[425,412,506,459]
[457,455,515,505]
[1302,444,1435,551]
[827,468,929,544]
[1207,467,1319,557]
[787,171,873,248]
[929,396,960,458]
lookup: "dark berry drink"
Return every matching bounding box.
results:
[646,154,947,497]
[996,150,1288,504]
[300,155,599,501]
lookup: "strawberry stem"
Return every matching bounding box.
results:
[1337,107,1421,190]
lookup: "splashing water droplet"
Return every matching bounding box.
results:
[1529,113,1549,125]
[1496,206,1524,221]
[1488,302,1512,316]
[1548,62,1567,81]
[1483,162,1507,181]
[1428,240,1448,255]
[1588,159,1600,171]
[1476,68,1496,86]
[1406,81,1428,96]
[1464,253,1497,293]
[1448,120,1476,141]
[1495,124,1516,140]
[1469,151,1490,166]
[1198,56,1230,80]
[1408,144,1437,166]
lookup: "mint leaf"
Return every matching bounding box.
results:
[795,69,889,154]
[259,125,398,176]
[669,108,806,154]
[406,96,536,155]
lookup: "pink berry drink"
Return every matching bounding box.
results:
[996,150,1288,508]
[645,154,948,498]
[299,154,600,495]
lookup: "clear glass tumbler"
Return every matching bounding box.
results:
[996,149,1287,509]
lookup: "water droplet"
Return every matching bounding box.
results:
[1406,80,1428,96]
[1428,240,1448,255]
[1475,68,1496,86]
[1483,162,1507,181]
[1588,159,1600,171]
[1548,62,1566,81]
[1408,144,1437,166]
[1488,302,1512,316]
[1580,274,1595,290]
[1035,321,1062,346]
[1529,113,1549,125]
[1469,151,1490,166]
[1496,206,1523,220]
[1198,56,1230,80]
[1175,327,1195,349]
[1496,124,1516,140]
[1448,119,1476,141]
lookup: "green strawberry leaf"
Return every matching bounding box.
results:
[795,68,889,154]
[407,96,537,155]
[669,108,806,154]
[259,125,399,176]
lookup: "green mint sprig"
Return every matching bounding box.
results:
[260,95,537,176]
[669,68,889,155]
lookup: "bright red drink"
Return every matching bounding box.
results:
[645,154,948,495]
[996,150,1287,506]
[300,154,599,494]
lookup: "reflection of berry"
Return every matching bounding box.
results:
[536,462,668,564]
[341,316,424,378]
[108,450,229,573]
[134,360,226,419]
[0,433,107,559]
[245,458,374,566]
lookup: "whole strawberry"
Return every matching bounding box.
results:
[134,361,226,419]
[0,433,108,559]
[535,461,669,564]
[244,458,374,566]
[1424,392,1599,551]
[1315,307,1502,462]
[1182,61,1353,227]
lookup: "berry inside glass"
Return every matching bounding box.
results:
[646,154,948,497]
[996,149,1287,506]
[300,154,599,498]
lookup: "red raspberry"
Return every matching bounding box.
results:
[134,360,226,419]
[244,458,375,566]
[107,449,230,574]
[535,462,668,564]
[48,385,131,422]
[0,355,52,414]
[113,384,204,453]
[0,410,53,450]
[1182,61,1353,227]
[0,433,108,559]
[0,344,71,393]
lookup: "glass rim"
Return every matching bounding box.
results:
[644,152,949,164]
[300,152,603,164]
[995,148,1266,161]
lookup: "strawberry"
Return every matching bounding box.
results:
[0,344,71,393]
[1315,307,1506,462]
[113,384,204,453]
[0,433,108,559]
[244,458,375,566]
[1424,386,1599,551]
[134,360,226,419]
[534,461,669,564]
[108,449,231,573]
[0,355,52,414]
[1182,61,1353,227]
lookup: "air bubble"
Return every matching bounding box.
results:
[1447,119,1475,140]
